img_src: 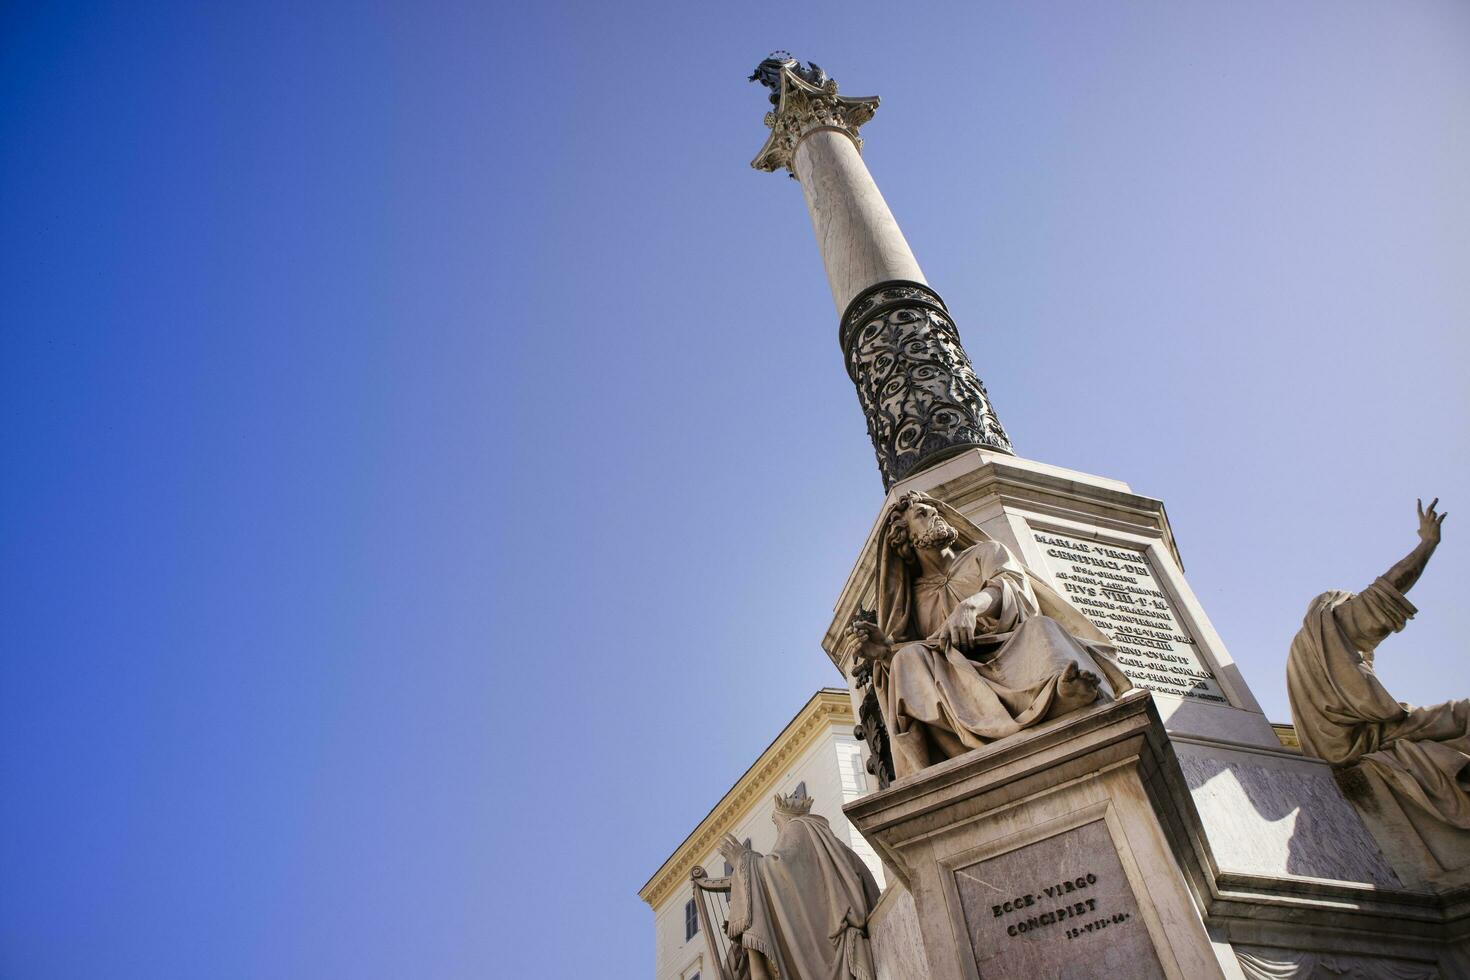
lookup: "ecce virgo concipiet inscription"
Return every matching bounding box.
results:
[988,871,1117,940]
[1031,530,1227,704]
[955,820,1164,979]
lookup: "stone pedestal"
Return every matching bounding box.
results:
[847,691,1227,980]
[825,449,1470,976]
[866,880,932,980]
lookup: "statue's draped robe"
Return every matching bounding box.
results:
[725,814,880,980]
[1287,577,1470,829]
[872,501,1131,778]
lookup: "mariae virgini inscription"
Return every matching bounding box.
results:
[1032,530,1228,704]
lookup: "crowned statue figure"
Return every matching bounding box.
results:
[718,792,880,980]
[846,491,1132,778]
[1287,498,1470,833]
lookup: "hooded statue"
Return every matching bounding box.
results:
[719,793,880,980]
[1286,498,1469,832]
[847,491,1132,778]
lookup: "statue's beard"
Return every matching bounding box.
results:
[913,515,958,551]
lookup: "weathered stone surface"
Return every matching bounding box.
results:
[796,133,926,314]
[1335,759,1470,891]
[1176,747,1399,886]
[955,818,1163,979]
[868,882,930,980]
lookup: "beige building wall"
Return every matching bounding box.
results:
[642,690,884,980]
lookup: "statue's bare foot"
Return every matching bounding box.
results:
[1048,662,1102,719]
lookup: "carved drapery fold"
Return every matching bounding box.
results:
[840,280,1013,488]
[1233,945,1437,980]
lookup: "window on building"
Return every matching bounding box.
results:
[841,745,867,794]
[685,898,699,941]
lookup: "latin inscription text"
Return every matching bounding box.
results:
[987,869,1133,941]
[1032,531,1227,703]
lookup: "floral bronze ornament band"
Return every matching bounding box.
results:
[839,280,1012,489]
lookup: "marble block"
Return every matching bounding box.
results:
[953,818,1163,979]
[847,690,1229,980]
[868,881,931,980]
[1174,741,1400,887]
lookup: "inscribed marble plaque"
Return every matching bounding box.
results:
[953,819,1163,979]
[1031,530,1227,703]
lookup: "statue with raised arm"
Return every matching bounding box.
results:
[1287,498,1469,830]
[717,792,880,980]
[844,491,1132,778]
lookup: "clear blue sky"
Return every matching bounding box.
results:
[2,2,1466,977]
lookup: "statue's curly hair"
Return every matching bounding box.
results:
[885,491,935,564]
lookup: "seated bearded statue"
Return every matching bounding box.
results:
[846,491,1132,778]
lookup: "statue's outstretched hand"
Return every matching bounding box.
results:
[1384,499,1445,594]
[1418,497,1447,545]
[718,832,747,869]
[846,618,893,664]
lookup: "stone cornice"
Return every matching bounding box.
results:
[638,688,854,910]
[1270,722,1300,750]
[750,64,879,176]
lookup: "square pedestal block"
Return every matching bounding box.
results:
[846,691,1227,980]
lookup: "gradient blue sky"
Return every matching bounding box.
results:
[2,2,1467,977]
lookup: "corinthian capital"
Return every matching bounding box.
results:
[749,53,880,176]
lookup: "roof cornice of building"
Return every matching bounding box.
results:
[637,687,854,909]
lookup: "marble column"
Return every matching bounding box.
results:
[793,127,926,313]
[750,55,1013,489]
